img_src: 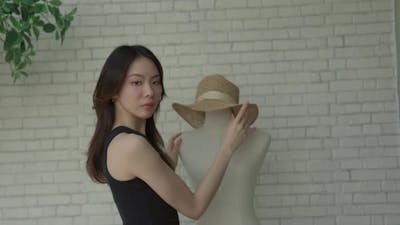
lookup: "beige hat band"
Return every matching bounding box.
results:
[197,90,236,104]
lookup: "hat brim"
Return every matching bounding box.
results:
[172,99,258,128]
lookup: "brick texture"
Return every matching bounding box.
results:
[0,0,399,225]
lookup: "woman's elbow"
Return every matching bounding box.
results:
[185,203,204,220]
[179,195,206,220]
[187,210,202,220]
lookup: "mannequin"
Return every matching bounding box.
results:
[179,109,271,225]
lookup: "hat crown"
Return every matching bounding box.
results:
[195,74,239,103]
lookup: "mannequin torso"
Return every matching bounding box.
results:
[179,109,271,225]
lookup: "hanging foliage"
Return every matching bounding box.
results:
[0,0,77,82]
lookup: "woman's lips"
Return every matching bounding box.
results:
[143,103,154,109]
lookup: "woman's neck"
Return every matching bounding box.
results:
[113,110,146,133]
[114,121,145,132]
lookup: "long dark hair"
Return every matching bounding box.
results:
[87,45,173,183]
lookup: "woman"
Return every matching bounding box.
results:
[86,45,254,225]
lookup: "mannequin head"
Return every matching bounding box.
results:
[203,109,232,128]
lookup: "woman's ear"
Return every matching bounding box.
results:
[111,95,118,103]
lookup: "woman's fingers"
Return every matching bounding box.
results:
[222,103,256,153]
[171,132,182,141]
[167,132,182,151]
[235,102,249,123]
[174,138,183,152]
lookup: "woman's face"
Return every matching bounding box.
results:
[114,57,163,121]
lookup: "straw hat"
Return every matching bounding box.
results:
[172,74,258,128]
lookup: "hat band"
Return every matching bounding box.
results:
[196,91,236,104]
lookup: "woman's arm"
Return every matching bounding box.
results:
[122,137,232,219]
[108,103,252,219]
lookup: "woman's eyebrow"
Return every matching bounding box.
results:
[127,73,160,78]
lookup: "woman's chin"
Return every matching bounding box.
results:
[141,111,155,119]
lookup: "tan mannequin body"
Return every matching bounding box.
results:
[179,109,271,225]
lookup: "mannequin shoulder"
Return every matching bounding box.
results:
[181,129,202,140]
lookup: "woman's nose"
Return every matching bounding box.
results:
[144,83,154,97]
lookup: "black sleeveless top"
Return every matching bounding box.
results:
[102,126,179,225]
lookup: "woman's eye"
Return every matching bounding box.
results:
[152,80,161,85]
[131,81,142,86]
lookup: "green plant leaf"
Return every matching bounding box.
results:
[33,4,46,14]
[33,16,45,26]
[43,23,55,32]
[8,3,20,15]
[9,16,21,29]
[20,5,30,21]
[26,54,32,64]
[14,48,22,65]
[2,4,11,13]
[50,0,62,7]
[22,33,32,46]
[4,29,18,50]
[66,7,77,18]
[60,27,66,44]
[20,40,26,52]
[48,6,63,27]
[55,15,63,27]
[22,0,34,5]
[21,71,28,77]
[17,61,27,70]
[5,50,14,62]
[12,70,20,83]
[48,6,60,18]
[32,26,39,40]
[12,70,28,83]
[16,31,23,44]
[21,21,30,30]
[0,22,5,32]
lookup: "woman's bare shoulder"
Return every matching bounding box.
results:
[108,133,156,159]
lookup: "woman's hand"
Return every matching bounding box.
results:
[221,102,256,154]
[166,131,183,169]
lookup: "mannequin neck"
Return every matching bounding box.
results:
[202,109,232,129]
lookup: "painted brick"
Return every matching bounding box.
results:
[0,1,398,225]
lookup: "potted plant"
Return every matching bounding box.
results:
[0,0,77,82]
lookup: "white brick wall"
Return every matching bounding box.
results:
[0,0,399,224]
